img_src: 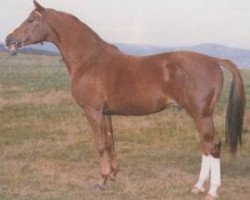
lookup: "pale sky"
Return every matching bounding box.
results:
[1,0,250,49]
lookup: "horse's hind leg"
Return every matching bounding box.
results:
[104,116,118,180]
[192,116,221,199]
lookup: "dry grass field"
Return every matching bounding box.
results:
[0,52,249,200]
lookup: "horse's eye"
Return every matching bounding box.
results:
[27,19,34,23]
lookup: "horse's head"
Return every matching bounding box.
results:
[6,0,50,51]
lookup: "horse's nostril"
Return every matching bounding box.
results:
[16,41,22,48]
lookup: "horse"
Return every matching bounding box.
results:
[5,1,245,199]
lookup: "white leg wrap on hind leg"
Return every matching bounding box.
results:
[195,154,211,191]
[209,156,221,197]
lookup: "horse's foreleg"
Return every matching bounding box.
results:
[104,116,118,180]
[84,107,111,189]
[193,117,221,199]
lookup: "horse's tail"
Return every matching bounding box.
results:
[217,59,246,155]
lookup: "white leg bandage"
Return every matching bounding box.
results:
[195,154,211,191]
[209,156,221,197]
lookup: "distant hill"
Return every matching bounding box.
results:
[173,43,250,68]
[1,42,250,68]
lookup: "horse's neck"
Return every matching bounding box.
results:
[55,33,105,77]
[48,12,108,77]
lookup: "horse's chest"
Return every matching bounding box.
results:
[71,75,105,108]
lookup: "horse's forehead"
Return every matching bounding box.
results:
[26,10,43,20]
[27,10,35,18]
[30,10,38,16]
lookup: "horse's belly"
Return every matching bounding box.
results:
[103,95,175,116]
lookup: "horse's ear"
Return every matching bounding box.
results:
[33,0,45,14]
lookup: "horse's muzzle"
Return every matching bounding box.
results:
[5,34,22,51]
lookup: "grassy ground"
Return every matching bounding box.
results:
[0,52,249,200]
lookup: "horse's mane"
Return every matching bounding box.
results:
[70,14,105,42]
[45,8,120,53]
[48,9,105,43]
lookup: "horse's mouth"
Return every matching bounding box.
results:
[5,35,23,52]
[8,41,23,52]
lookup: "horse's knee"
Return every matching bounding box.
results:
[96,137,114,155]
[97,144,107,155]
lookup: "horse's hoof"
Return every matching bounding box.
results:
[191,186,205,194]
[92,183,105,191]
[110,173,117,181]
[110,175,116,181]
[204,193,218,200]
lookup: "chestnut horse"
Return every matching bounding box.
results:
[6,1,245,199]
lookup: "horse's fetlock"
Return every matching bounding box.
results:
[211,141,221,158]
[203,132,213,143]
